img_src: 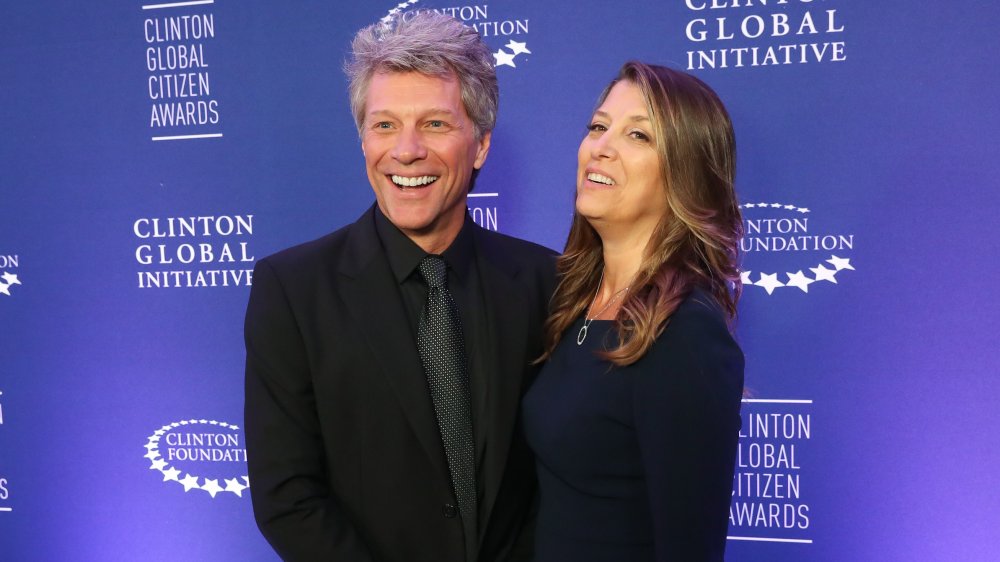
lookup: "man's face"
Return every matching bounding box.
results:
[361,71,491,246]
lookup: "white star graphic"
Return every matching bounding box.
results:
[809,264,838,283]
[179,474,200,492]
[198,419,208,424]
[757,202,769,207]
[743,203,756,208]
[224,478,248,497]
[827,255,855,271]
[740,271,752,284]
[389,8,400,15]
[493,49,516,68]
[784,205,796,210]
[505,40,531,56]
[0,283,9,296]
[149,458,168,471]
[144,442,159,451]
[755,273,785,295]
[154,429,166,436]
[797,207,810,213]
[144,450,160,461]
[202,479,224,498]
[229,425,240,431]
[380,16,392,23]
[785,270,814,293]
[242,475,251,486]
[770,203,783,208]
[162,467,181,482]
[1,272,19,285]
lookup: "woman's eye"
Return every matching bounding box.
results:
[587,123,607,133]
[629,130,650,142]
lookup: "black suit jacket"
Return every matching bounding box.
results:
[244,206,557,562]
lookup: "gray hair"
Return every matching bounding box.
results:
[344,11,498,139]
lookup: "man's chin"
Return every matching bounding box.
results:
[383,209,438,235]
[385,204,469,246]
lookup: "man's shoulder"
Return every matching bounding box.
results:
[473,228,557,303]
[260,224,352,271]
[253,206,380,294]
[475,227,557,263]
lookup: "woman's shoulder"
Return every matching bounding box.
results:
[636,287,744,400]
[641,286,743,374]
[666,287,731,336]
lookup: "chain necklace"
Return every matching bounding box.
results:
[577,271,631,345]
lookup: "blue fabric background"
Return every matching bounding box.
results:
[1,1,998,559]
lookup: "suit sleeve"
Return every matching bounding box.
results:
[632,304,744,562]
[244,259,376,562]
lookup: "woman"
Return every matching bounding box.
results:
[522,61,745,561]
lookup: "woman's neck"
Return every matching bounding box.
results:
[593,221,654,296]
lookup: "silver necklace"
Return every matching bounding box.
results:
[577,271,630,345]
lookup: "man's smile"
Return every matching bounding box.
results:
[390,174,440,188]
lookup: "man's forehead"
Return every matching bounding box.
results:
[364,71,466,116]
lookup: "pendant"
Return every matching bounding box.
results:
[577,324,588,345]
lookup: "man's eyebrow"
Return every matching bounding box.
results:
[367,108,458,117]
[366,109,396,119]
[422,108,457,117]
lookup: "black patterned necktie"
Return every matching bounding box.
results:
[417,255,478,546]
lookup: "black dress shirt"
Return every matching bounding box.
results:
[373,207,491,515]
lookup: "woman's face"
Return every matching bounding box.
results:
[576,80,667,232]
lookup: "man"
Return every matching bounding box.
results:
[244,12,556,562]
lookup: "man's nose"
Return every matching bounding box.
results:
[391,127,427,164]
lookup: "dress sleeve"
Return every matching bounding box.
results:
[632,301,744,562]
[244,258,376,561]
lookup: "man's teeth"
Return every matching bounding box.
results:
[587,172,615,186]
[391,175,439,187]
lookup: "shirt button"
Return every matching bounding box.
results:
[442,504,458,518]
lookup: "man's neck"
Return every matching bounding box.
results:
[403,209,467,255]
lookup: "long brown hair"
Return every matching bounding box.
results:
[540,61,743,366]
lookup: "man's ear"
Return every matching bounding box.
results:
[473,130,492,169]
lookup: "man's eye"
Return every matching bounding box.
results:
[373,122,393,130]
[428,120,445,128]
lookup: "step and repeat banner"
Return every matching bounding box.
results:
[2,1,998,560]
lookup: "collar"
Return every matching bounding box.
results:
[373,205,476,284]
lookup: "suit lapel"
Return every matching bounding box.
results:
[337,208,449,482]
[336,211,534,533]
[474,229,529,534]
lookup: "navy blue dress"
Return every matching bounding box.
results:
[522,291,744,562]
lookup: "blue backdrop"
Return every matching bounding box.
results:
[2,1,999,560]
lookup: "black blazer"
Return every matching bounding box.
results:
[244,206,557,562]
